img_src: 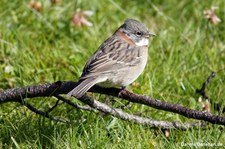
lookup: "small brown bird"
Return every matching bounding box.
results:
[68,19,155,98]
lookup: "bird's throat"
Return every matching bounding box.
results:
[135,38,149,47]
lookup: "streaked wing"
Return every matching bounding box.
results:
[80,35,141,79]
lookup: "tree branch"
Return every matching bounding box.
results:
[21,99,80,123]
[78,94,206,129]
[55,95,95,112]
[196,71,216,99]
[196,71,225,113]
[46,99,61,113]
[0,81,225,125]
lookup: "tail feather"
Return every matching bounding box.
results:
[67,78,98,98]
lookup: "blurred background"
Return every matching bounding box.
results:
[0,0,225,148]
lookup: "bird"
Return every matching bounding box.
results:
[67,18,155,98]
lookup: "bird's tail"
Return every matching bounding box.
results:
[67,78,98,98]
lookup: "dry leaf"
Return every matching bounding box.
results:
[28,0,42,12]
[50,0,60,4]
[202,99,211,113]
[164,130,170,138]
[72,10,93,27]
[198,97,211,113]
[203,6,221,25]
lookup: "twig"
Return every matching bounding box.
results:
[196,72,225,113]
[118,89,225,125]
[1,81,225,125]
[196,71,216,99]
[55,95,95,112]
[47,99,61,113]
[78,95,206,129]
[22,99,79,123]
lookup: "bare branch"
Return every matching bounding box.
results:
[196,71,216,99]
[78,95,206,129]
[47,99,61,113]
[0,81,76,103]
[1,81,225,125]
[55,95,95,112]
[22,99,80,123]
[118,89,225,125]
[195,72,225,113]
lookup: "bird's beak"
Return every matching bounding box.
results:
[145,31,156,38]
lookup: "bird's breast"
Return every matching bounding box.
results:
[114,46,148,87]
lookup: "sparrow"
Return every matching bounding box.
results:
[68,18,155,98]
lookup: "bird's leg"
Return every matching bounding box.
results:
[103,95,116,106]
[113,86,131,109]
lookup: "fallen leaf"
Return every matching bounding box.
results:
[198,97,211,113]
[164,129,170,138]
[202,99,211,113]
[28,0,42,12]
[72,10,93,27]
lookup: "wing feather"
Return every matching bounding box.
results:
[80,35,141,79]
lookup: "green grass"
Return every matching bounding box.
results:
[1,0,225,148]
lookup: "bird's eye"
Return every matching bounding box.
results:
[135,31,142,37]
